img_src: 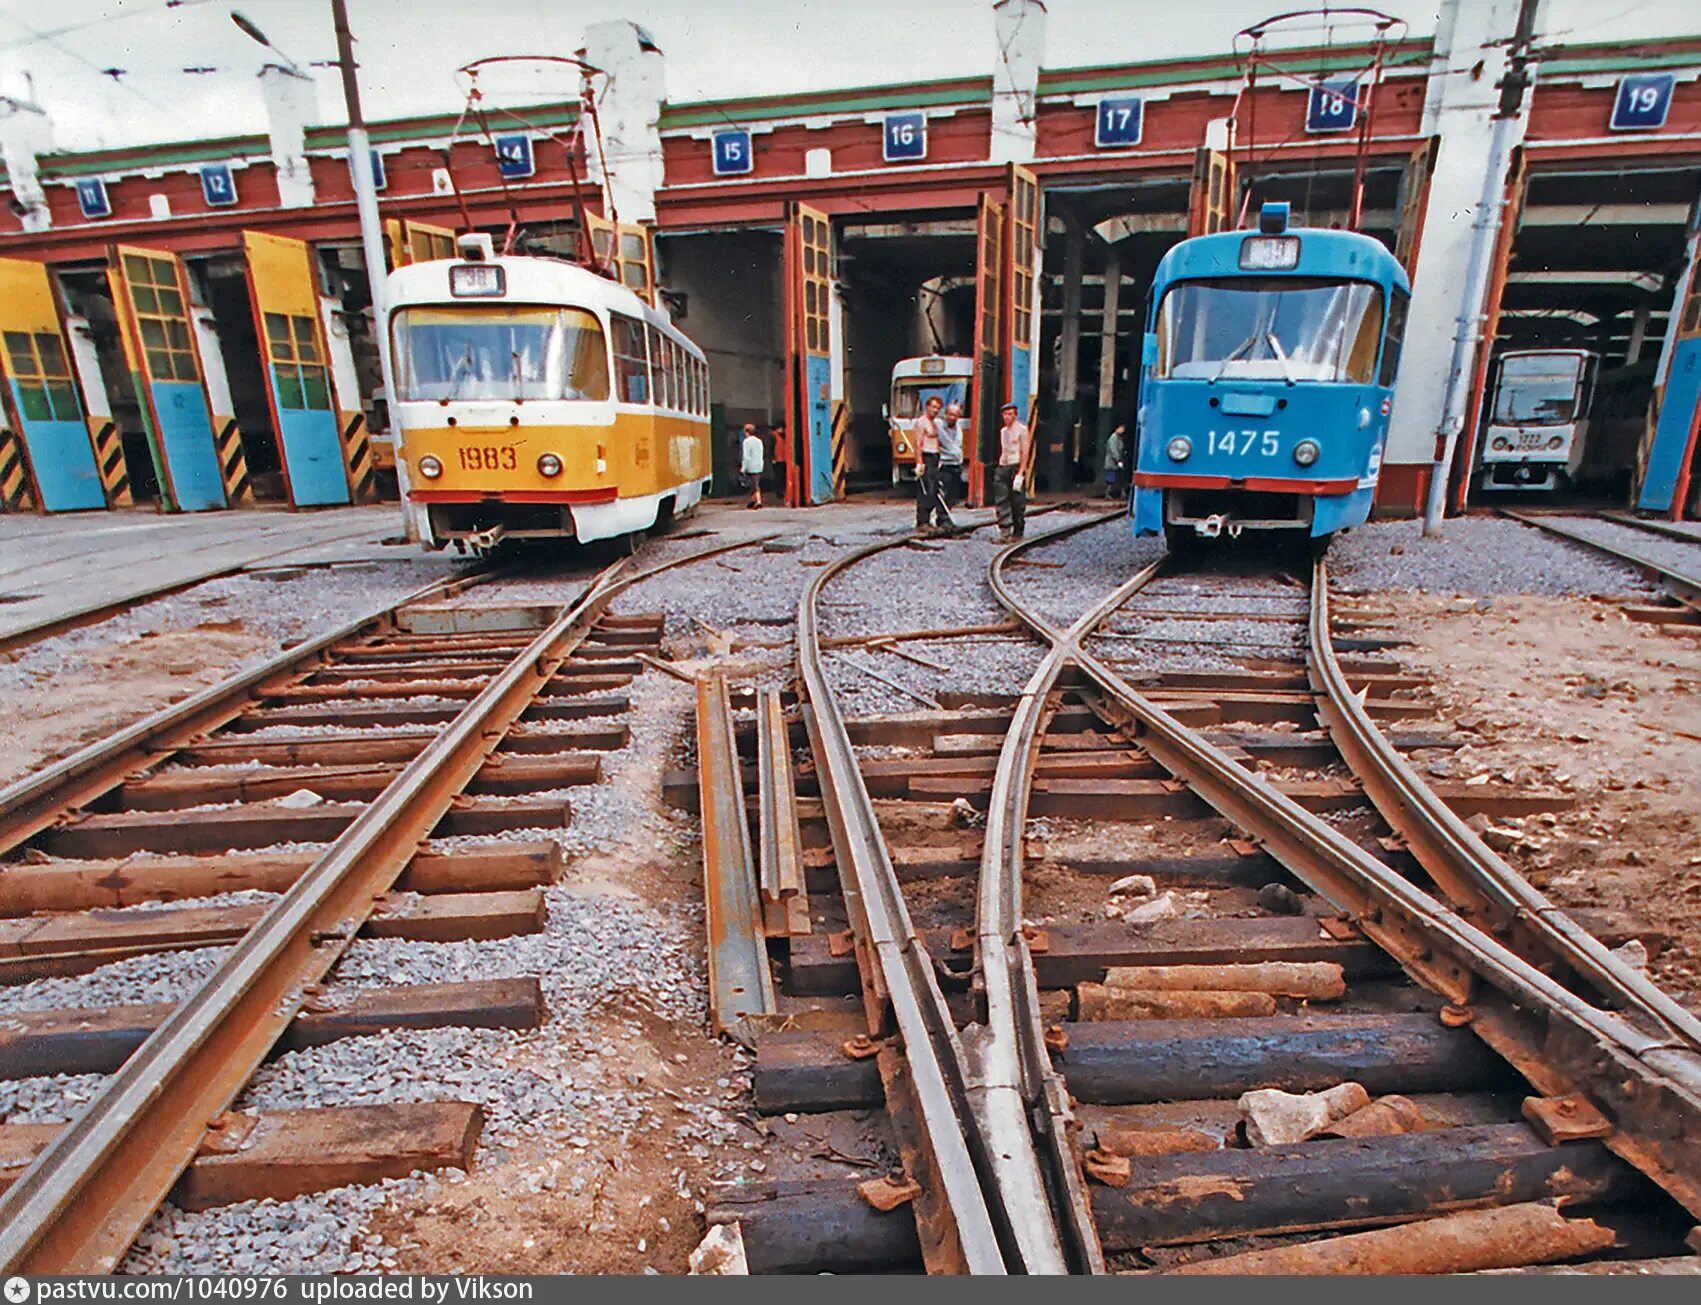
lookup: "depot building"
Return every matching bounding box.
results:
[0,1,1698,521]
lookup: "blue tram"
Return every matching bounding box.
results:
[1130,202,1409,550]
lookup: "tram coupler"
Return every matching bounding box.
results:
[463,524,509,553]
[1198,513,1226,538]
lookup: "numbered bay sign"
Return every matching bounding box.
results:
[348,149,386,192]
[200,163,238,207]
[1612,73,1675,131]
[712,129,753,176]
[884,112,927,162]
[494,133,535,179]
[1095,96,1143,148]
[75,178,111,219]
[1306,80,1360,133]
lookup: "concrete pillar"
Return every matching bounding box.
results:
[1624,305,1650,367]
[260,64,317,210]
[1096,244,1122,475]
[0,70,53,233]
[581,21,666,225]
[1384,0,1531,487]
[989,0,1046,165]
[1053,211,1083,482]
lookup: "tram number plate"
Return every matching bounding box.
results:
[1207,429,1279,456]
[457,446,518,471]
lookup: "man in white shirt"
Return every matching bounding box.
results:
[993,401,1032,541]
[938,401,966,506]
[741,423,766,509]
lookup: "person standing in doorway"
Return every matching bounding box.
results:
[1104,423,1127,498]
[993,401,1032,541]
[741,423,766,508]
[938,400,966,507]
[913,394,953,530]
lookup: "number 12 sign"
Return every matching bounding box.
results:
[1611,73,1675,131]
[1095,97,1143,148]
[883,112,927,162]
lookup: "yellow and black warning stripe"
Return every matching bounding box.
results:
[0,429,36,513]
[90,420,131,507]
[342,411,377,501]
[215,418,252,504]
[830,400,851,501]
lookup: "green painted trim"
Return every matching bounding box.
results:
[1538,50,1701,77]
[1037,40,1433,98]
[303,101,579,150]
[38,135,270,180]
[659,77,994,130]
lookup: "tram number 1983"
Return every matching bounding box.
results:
[457,447,518,471]
[1206,429,1279,457]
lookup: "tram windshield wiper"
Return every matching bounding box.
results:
[1209,334,1258,384]
[1265,333,1297,386]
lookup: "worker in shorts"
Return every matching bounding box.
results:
[913,395,953,530]
[740,423,766,508]
[993,401,1032,541]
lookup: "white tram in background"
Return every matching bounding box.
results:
[388,233,713,550]
[1477,348,1598,493]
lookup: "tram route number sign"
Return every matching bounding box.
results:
[74,177,111,219]
[1611,73,1675,131]
[348,149,387,192]
[884,112,927,162]
[494,134,535,179]
[200,163,238,208]
[1306,80,1361,133]
[712,130,753,176]
[1095,97,1144,148]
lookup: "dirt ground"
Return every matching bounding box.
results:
[1367,592,1701,1009]
[0,623,274,786]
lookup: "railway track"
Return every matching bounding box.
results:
[1502,509,1701,619]
[0,534,759,1273]
[711,515,1701,1274]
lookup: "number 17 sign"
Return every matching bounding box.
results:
[1095,97,1143,148]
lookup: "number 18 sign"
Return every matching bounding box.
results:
[1095,97,1143,148]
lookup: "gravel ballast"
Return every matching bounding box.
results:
[1328,518,1653,597]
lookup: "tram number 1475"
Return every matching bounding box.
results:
[1207,429,1280,457]
[457,446,519,471]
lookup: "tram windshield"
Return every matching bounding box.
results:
[1491,354,1585,426]
[892,379,969,418]
[1154,278,1383,384]
[393,306,610,402]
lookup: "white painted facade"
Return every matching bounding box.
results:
[259,64,317,210]
[990,0,1048,165]
[1384,0,1532,468]
[581,21,667,225]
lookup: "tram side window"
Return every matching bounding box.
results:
[1379,289,1409,389]
[611,314,650,404]
[645,325,667,409]
[671,340,686,414]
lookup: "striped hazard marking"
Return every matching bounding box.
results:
[215,418,253,504]
[91,420,131,507]
[0,427,36,512]
[830,400,851,501]
[342,411,377,501]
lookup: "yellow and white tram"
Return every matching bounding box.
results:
[388,233,712,550]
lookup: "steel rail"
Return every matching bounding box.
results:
[975,510,1145,1276]
[797,534,1008,1274]
[993,552,1701,1220]
[1309,558,1701,1053]
[1601,510,1701,547]
[0,534,766,1272]
[0,563,492,857]
[1502,508,1701,609]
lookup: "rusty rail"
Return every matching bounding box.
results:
[697,672,776,1044]
[1502,509,1701,610]
[990,541,1701,1224]
[0,533,768,1272]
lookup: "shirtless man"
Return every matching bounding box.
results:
[913,395,953,530]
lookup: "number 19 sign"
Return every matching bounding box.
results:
[1611,73,1675,131]
[1095,97,1143,148]
[883,112,927,162]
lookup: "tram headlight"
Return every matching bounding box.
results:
[1491,437,1512,452]
[418,455,443,479]
[1292,440,1320,467]
[1546,436,1564,450]
[537,452,563,477]
[1166,436,1192,462]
